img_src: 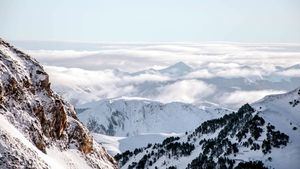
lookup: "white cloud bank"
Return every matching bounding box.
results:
[155,80,216,104]
[45,66,171,105]
[27,42,300,72]
[24,42,300,108]
[218,90,286,108]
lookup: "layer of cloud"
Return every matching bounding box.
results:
[217,90,286,108]
[21,42,300,108]
[155,80,216,103]
[45,66,171,105]
[26,42,300,73]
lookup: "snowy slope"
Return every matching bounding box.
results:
[253,87,300,125]
[115,88,300,169]
[92,132,182,156]
[0,39,117,169]
[77,98,232,137]
[251,88,300,169]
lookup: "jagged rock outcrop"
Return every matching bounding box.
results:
[0,38,117,169]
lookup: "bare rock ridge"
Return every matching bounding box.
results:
[0,38,117,169]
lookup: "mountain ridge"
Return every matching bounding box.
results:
[77,98,232,137]
[114,88,300,169]
[0,38,117,169]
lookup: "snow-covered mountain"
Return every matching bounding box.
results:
[0,39,117,169]
[114,88,300,169]
[77,98,232,137]
[76,98,232,156]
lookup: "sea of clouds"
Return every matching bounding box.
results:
[15,41,300,108]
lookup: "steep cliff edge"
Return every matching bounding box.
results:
[0,38,117,169]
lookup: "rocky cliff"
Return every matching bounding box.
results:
[0,38,117,169]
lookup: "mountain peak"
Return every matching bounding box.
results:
[159,61,193,76]
[169,61,192,69]
[284,64,300,70]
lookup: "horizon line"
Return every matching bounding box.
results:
[7,39,300,46]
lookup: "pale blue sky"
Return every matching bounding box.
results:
[1,0,300,42]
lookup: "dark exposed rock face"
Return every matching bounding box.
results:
[0,38,117,168]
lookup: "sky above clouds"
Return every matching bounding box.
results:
[1,0,300,42]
